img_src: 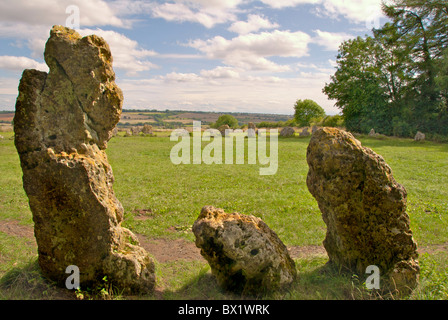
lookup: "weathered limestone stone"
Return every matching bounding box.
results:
[312,125,318,133]
[141,124,153,135]
[306,128,419,294]
[247,122,257,137]
[131,126,140,136]
[414,131,425,141]
[218,124,230,136]
[299,127,310,137]
[193,206,296,295]
[280,126,295,137]
[13,26,155,294]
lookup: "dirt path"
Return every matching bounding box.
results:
[0,219,328,262]
[1,219,445,263]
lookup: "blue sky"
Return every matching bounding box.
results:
[0,0,388,115]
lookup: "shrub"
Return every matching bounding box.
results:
[322,115,344,127]
[294,99,326,127]
[211,115,239,129]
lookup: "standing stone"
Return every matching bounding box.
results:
[369,128,376,136]
[414,131,425,141]
[312,125,318,134]
[193,206,296,296]
[280,126,295,137]
[141,124,153,135]
[306,128,419,294]
[247,122,257,137]
[218,124,230,136]
[13,26,155,294]
[131,126,140,136]
[299,127,310,137]
[124,128,132,137]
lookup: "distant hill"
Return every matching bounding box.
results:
[119,109,293,128]
[0,111,14,131]
[0,109,294,130]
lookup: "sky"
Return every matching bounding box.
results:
[0,0,388,115]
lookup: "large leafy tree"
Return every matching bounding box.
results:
[323,36,396,134]
[324,0,448,136]
[293,99,325,127]
[382,0,448,133]
[212,114,239,129]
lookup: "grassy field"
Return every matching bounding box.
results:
[0,130,447,300]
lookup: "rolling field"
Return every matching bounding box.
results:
[0,130,447,300]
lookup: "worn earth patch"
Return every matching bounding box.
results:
[1,219,443,262]
[0,220,34,239]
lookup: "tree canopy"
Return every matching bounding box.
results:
[212,114,239,129]
[294,99,326,127]
[323,0,448,137]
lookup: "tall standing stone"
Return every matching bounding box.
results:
[306,128,419,294]
[247,122,257,137]
[218,124,230,136]
[13,26,155,294]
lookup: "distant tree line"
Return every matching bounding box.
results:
[323,0,448,138]
[118,121,185,129]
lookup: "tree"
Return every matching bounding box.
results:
[435,47,448,135]
[212,114,239,129]
[323,36,397,134]
[323,0,448,136]
[382,0,448,133]
[322,115,344,127]
[293,99,325,127]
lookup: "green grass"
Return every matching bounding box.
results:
[108,134,324,246]
[1,131,447,300]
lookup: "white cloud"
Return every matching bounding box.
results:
[0,56,48,72]
[0,27,159,77]
[117,70,338,115]
[0,0,124,28]
[260,0,384,27]
[188,30,311,72]
[162,72,202,82]
[0,0,133,62]
[260,0,321,9]
[177,0,245,9]
[78,28,158,76]
[0,25,160,77]
[312,29,354,51]
[228,14,279,35]
[150,0,242,28]
[200,66,241,79]
[319,0,384,25]
[295,61,335,75]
